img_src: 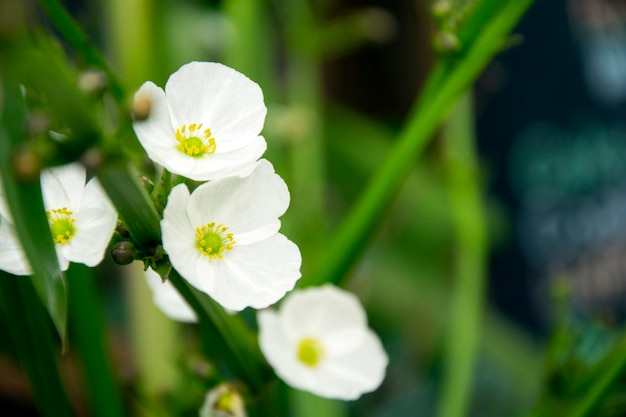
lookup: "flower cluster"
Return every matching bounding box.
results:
[134,62,302,312]
[132,62,387,403]
[0,163,117,275]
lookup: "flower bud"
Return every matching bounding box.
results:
[431,0,451,20]
[199,384,247,417]
[132,93,152,121]
[78,70,108,96]
[12,147,41,182]
[111,241,136,265]
[433,31,461,54]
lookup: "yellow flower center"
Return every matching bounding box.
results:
[175,123,216,157]
[195,222,235,259]
[46,207,76,245]
[297,337,325,368]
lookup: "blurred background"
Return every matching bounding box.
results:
[2,0,626,416]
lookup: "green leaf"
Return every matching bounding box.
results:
[0,80,69,345]
[67,264,126,417]
[98,164,162,248]
[0,274,73,417]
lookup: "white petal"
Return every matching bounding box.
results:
[209,234,301,310]
[66,179,117,267]
[184,136,267,181]
[41,162,85,211]
[161,185,205,289]
[164,62,266,153]
[280,285,368,354]
[0,219,32,276]
[132,82,195,175]
[317,330,389,400]
[144,267,197,323]
[187,159,289,241]
[258,309,308,387]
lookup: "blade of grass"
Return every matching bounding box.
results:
[97,164,162,248]
[0,80,68,345]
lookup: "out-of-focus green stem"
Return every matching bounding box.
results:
[105,0,155,89]
[303,0,534,287]
[528,333,626,417]
[67,265,126,417]
[36,0,125,101]
[435,92,486,417]
[125,263,181,396]
[290,390,345,417]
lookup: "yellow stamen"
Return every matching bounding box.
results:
[195,222,235,259]
[46,207,76,245]
[175,123,216,157]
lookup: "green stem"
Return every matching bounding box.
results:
[167,269,266,392]
[67,265,126,417]
[435,92,486,417]
[303,0,534,288]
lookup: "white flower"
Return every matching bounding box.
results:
[199,384,247,417]
[160,159,301,311]
[132,61,267,181]
[144,267,197,323]
[0,163,118,275]
[257,285,388,400]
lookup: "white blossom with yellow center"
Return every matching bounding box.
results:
[161,160,301,311]
[132,61,268,181]
[0,163,118,275]
[257,285,389,400]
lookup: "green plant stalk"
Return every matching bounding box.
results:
[36,0,125,101]
[67,264,126,417]
[167,269,266,392]
[0,274,73,417]
[0,82,68,345]
[303,0,534,287]
[436,92,487,417]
